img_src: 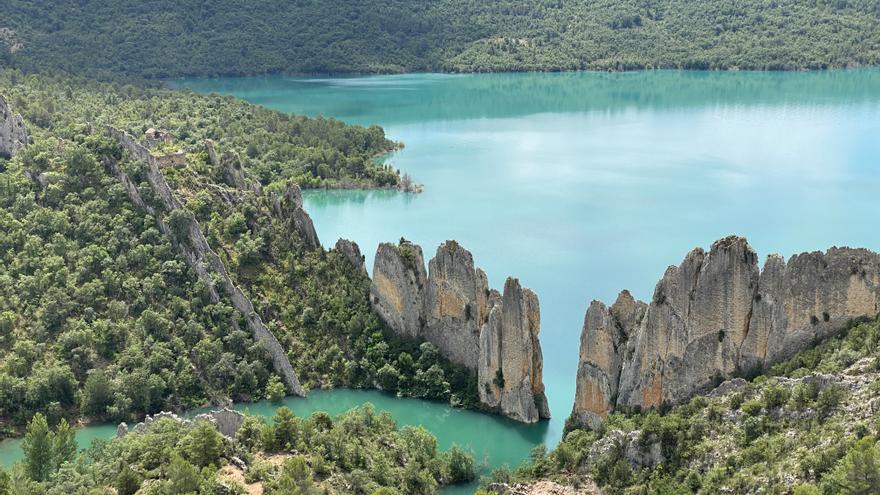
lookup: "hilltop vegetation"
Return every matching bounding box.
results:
[482,315,880,494]
[0,70,478,436]
[2,404,476,494]
[1,0,879,77]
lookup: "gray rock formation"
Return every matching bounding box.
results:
[0,94,28,158]
[120,408,245,439]
[370,240,428,340]
[370,239,549,423]
[423,241,486,370]
[572,236,880,428]
[272,181,320,250]
[335,238,367,274]
[106,126,304,397]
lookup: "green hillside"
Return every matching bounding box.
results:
[1,0,879,77]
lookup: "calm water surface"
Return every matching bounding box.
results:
[4,71,880,493]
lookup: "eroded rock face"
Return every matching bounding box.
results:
[370,240,550,422]
[572,236,880,428]
[272,181,320,250]
[424,241,486,370]
[0,94,28,158]
[335,238,366,274]
[370,240,427,339]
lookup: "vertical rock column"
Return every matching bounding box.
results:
[370,239,550,423]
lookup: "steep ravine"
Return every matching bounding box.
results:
[105,125,306,397]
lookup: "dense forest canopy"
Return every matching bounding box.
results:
[4,405,477,494]
[1,0,879,77]
[0,69,478,438]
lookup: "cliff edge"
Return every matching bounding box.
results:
[572,236,880,429]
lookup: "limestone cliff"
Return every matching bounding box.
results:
[0,94,28,158]
[370,239,550,422]
[572,236,880,428]
[105,126,304,397]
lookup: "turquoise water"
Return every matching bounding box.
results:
[176,70,880,446]
[5,71,880,493]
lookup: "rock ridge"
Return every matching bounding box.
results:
[572,235,880,428]
[105,125,304,397]
[370,239,549,423]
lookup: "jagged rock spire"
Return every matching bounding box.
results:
[370,239,550,423]
[572,236,880,429]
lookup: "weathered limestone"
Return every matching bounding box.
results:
[423,241,486,370]
[272,181,320,250]
[106,126,304,397]
[0,94,28,158]
[117,408,246,439]
[370,240,427,340]
[370,239,549,423]
[335,238,367,274]
[572,236,880,428]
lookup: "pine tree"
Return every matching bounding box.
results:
[185,420,222,468]
[53,418,77,469]
[22,413,54,482]
[115,463,141,495]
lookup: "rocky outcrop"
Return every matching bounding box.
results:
[370,240,428,340]
[106,126,304,397]
[272,181,320,250]
[335,238,367,274]
[572,236,880,428]
[0,94,28,158]
[117,408,246,439]
[370,239,549,423]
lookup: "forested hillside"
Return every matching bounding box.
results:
[480,315,880,494]
[1,0,879,77]
[2,405,477,494]
[0,69,478,437]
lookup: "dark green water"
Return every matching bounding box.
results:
[4,71,880,495]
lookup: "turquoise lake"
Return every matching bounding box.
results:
[4,70,880,494]
[175,69,880,445]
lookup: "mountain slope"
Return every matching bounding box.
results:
[2,0,879,77]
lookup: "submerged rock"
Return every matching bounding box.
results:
[572,236,880,428]
[0,94,28,158]
[370,239,550,423]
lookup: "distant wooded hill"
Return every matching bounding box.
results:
[1,0,879,78]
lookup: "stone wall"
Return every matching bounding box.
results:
[0,94,28,158]
[105,125,304,397]
[572,236,880,429]
[370,239,550,422]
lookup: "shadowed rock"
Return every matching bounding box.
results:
[272,181,320,250]
[335,238,367,274]
[572,236,880,428]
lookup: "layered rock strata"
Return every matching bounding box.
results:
[370,239,549,422]
[572,236,880,428]
[0,94,28,158]
[106,126,304,396]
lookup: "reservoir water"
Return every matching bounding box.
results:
[4,70,880,493]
